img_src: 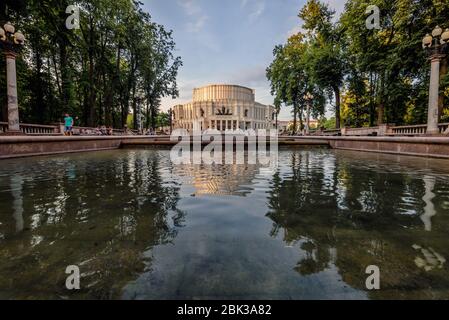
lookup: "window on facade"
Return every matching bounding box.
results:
[244,109,249,117]
[216,107,232,116]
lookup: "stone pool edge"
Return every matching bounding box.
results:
[1,135,449,160]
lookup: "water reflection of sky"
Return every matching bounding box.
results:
[0,149,449,299]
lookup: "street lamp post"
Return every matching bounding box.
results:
[168,108,173,134]
[422,26,449,135]
[303,92,314,136]
[274,103,280,131]
[0,22,25,135]
[135,97,143,134]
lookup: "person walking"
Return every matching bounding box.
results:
[64,113,74,136]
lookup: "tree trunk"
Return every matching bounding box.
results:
[60,42,72,113]
[33,40,45,124]
[369,72,376,127]
[131,84,137,130]
[88,49,96,127]
[377,103,385,125]
[151,103,157,130]
[103,71,113,126]
[146,100,150,129]
[334,86,341,129]
[292,103,298,135]
[88,20,96,127]
[377,75,385,125]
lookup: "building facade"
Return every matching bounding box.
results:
[173,84,276,132]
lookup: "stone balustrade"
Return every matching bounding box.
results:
[1,121,448,137]
[0,122,60,135]
[391,123,449,135]
[328,123,449,137]
[0,122,141,136]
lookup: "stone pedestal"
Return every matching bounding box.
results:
[1,130,24,136]
[426,55,444,135]
[4,52,23,135]
[378,124,394,136]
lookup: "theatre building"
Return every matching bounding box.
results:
[172,84,276,131]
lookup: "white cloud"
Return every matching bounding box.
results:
[240,0,249,7]
[241,0,265,21]
[178,0,201,16]
[249,1,265,20]
[226,65,268,87]
[187,15,208,33]
[286,25,306,39]
[178,0,208,33]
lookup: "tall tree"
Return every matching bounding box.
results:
[0,0,182,128]
[299,0,345,129]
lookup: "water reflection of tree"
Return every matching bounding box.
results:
[266,150,449,299]
[0,151,183,299]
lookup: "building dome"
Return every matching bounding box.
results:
[173,84,275,132]
[192,84,255,103]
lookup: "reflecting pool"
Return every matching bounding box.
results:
[1,148,449,299]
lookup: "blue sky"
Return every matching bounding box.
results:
[142,0,345,120]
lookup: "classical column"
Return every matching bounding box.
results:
[5,51,21,134]
[427,55,444,135]
[305,102,311,135]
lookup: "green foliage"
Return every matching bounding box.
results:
[126,114,134,129]
[267,34,326,134]
[268,0,344,130]
[319,117,336,130]
[155,112,170,128]
[268,0,449,129]
[0,0,181,129]
[340,0,449,126]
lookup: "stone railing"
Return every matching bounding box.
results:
[314,123,449,137]
[391,123,449,135]
[310,128,341,136]
[71,126,139,136]
[0,122,141,136]
[341,126,380,136]
[0,122,60,135]
[322,129,342,136]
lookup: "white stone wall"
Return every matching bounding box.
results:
[192,84,255,102]
[173,85,275,131]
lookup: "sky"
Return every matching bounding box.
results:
[141,0,345,120]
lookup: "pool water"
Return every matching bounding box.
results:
[1,148,449,299]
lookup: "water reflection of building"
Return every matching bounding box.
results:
[175,163,259,196]
[173,84,276,132]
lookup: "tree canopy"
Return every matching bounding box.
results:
[267,0,449,130]
[0,0,182,129]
